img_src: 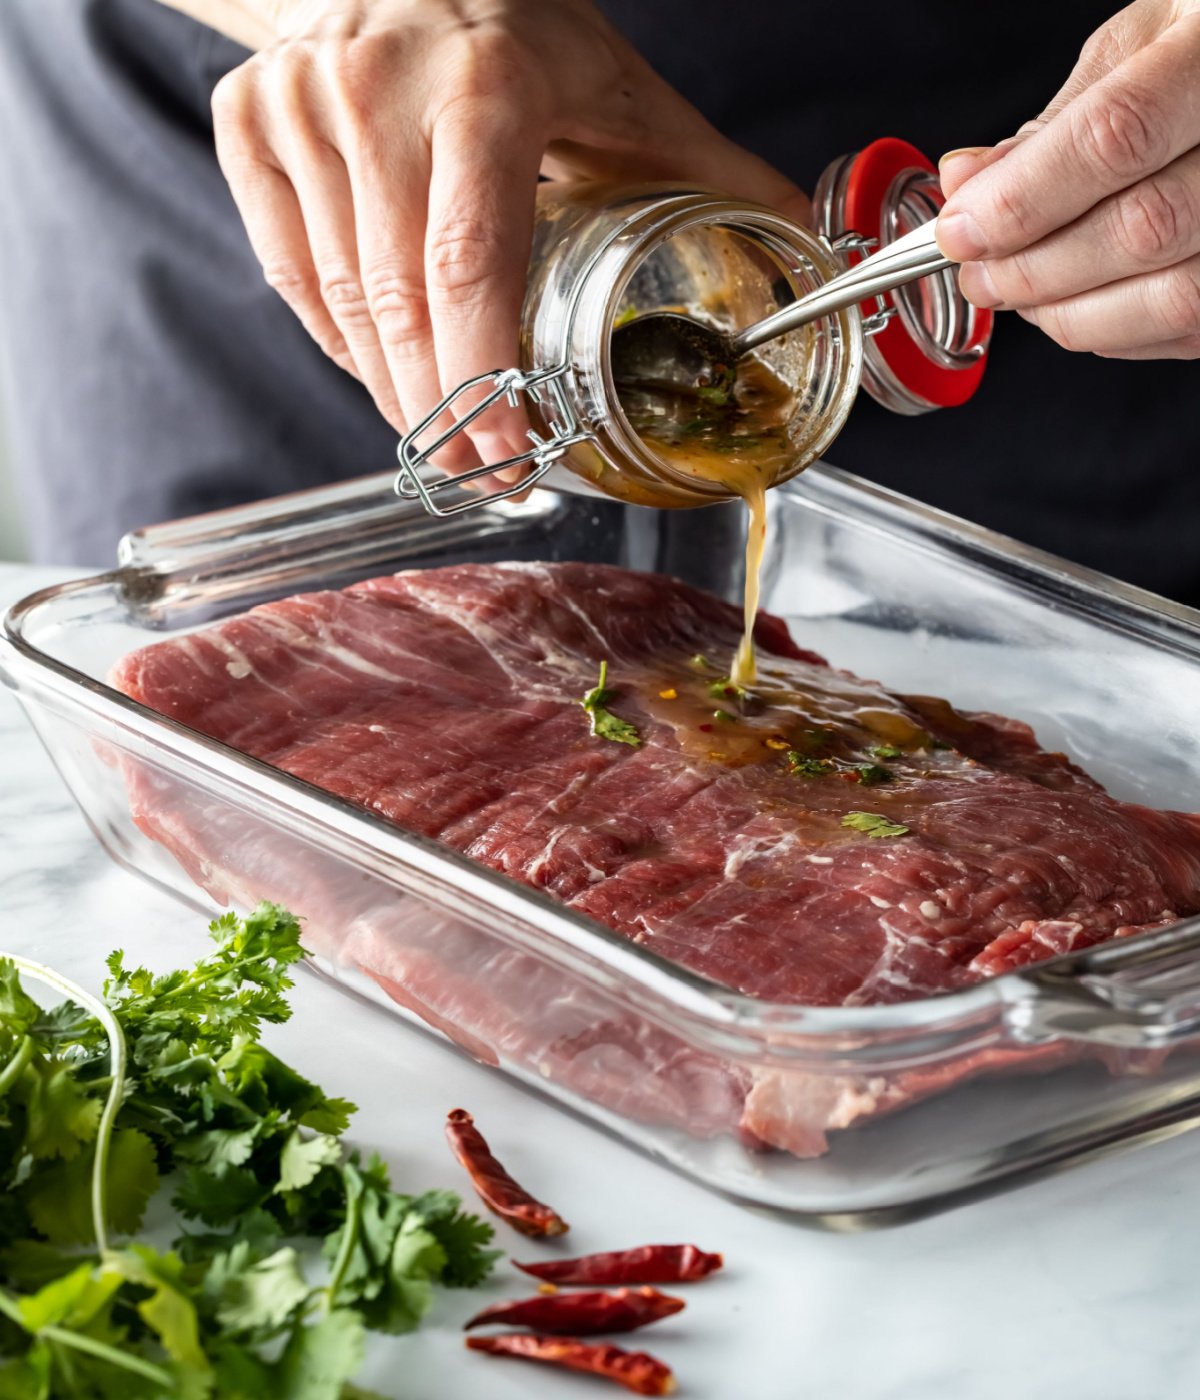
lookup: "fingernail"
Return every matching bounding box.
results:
[936,209,989,261]
[938,146,989,173]
[956,261,1001,310]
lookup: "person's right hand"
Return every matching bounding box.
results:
[211,0,810,477]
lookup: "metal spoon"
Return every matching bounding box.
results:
[610,217,952,396]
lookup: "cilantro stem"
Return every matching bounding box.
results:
[0,1287,174,1389]
[0,1282,172,1394]
[41,1319,174,1387]
[324,1169,361,1315]
[5,956,127,1255]
[0,1033,34,1097]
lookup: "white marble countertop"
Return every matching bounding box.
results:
[2,559,1199,1400]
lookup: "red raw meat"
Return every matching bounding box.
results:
[109,562,1200,1156]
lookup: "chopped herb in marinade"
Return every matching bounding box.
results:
[870,744,903,760]
[786,752,834,777]
[852,763,893,786]
[580,660,642,748]
[842,811,910,838]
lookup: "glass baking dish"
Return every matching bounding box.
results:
[6,463,1200,1228]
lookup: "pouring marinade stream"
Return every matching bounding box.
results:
[616,349,795,689]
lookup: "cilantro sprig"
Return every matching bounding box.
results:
[580,660,642,748]
[0,904,499,1398]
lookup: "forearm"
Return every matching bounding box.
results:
[151,0,281,51]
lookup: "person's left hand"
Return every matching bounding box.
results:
[935,0,1200,360]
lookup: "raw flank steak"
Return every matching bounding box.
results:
[109,562,1200,1156]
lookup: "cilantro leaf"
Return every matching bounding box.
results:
[175,1206,283,1268]
[580,660,642,748]
[842,811,910,839]
[14,1261,122,1333]
[109,1245,211,1372]
[277,1130,342,1194]
[174,1124,261,1171]
[0,960,41,1036]
[19,1058,103,1161]
[210,1245,310,1334]
[172,1163,267,1226]
[298,1097,356,1136]
[358,1216,444,1335]
[0,1348,53,1400]
[417,1203,500,1288]
[273,1308,366,1400]
[24,1128,159,1245]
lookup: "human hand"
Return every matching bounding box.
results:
[935,0,1200,360]
[211,0,810,477]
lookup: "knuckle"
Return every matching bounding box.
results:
[1159,264,1200,339]
[1074,87,1169,183]
[323,337,354,367]
[261,258,315,303]
[1031,303,1080,352]
[986,180,1042,249]
[361,268,429,346]
[1112,176,1194,266]
[211,68,263,159]
[440,27,533,106]
[318,269,372,322]
[990,251,1040,308]
[427,217,504,302]
[210,70,245,128]
[1077,21,1120,73]
[326,34,396,127]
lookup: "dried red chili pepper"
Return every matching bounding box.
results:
[445,1108,569,1237]
[466,1334,676,1396]
[464,1286,685,1336]
[514,1243,722,1285]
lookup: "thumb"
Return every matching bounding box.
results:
[937,137,1025,199]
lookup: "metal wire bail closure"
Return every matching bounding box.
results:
[394,364,591,517]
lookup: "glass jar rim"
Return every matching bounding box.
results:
[563,195,864,501]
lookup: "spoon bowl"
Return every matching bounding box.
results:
[611,312,740,400]
[609,217,953,400]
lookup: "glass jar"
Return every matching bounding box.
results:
[395,138,992,516]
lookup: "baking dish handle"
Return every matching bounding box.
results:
[1000,923,1200,1049]
[116,470,408,571]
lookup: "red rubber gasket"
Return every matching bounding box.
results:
[843,137,991,408]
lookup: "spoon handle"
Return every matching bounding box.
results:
[730,218,953,357]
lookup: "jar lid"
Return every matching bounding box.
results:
[814,138,991,415]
